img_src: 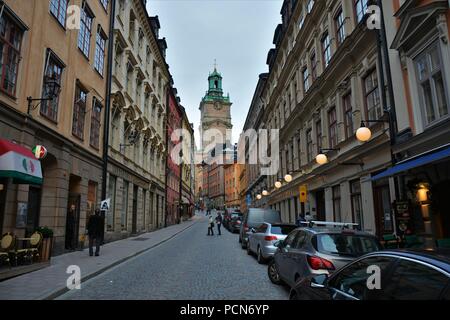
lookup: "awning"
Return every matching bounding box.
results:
[181,196,190,205]
[0,139,43,185]
[372,145,450,181]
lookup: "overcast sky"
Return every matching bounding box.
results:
[147,0,283,148]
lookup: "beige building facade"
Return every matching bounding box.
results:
[105,0,169,241]
[0,0,111,254]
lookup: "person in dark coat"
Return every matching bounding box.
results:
[87,209,103,256]
[215,212,223,236]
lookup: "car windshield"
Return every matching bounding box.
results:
[315,233,381,257]
[271,225,297,235]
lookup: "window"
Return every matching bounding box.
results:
[350,179,363,228]
[94,26,106,75]
[122,180,129,230]
[328,107,337,148]
[307,0,314,14]
[100,0,108,11]
[383,259,449,300]
[78,2,93,57]
[343,93,353,139]
[310,50,317,82]
[332,185,341,222]
[335,8,345,45]
[0,12,23,96]
[355,0,368,23]
[50,0,68,27]
[329,256,395,300]
[306,129,313,162]
[284,230,299,248]
[299,13,305,29]
[90,98,102,149]
[303,67,310,92]
[364,69,382,120]
[293,231,307,249]
[322,32,331,68]
[72,83,88,139]
[40,51,64,121]
[316,119,322,154]
[414,43,449,126]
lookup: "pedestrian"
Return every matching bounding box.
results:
[296,214,306,227]
[207,215,214,236]
[87,209,103,256]
[215,211,223,236]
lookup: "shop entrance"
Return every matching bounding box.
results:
[373,184,394,238]
[26,186,42,237]
[315,190,325,221]
[132,185,138,234]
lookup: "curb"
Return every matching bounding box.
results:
[43,219,200,300]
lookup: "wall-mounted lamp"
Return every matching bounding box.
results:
[316,148,339,165]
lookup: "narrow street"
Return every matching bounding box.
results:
[57,213,289,300]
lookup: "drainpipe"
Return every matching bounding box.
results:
[100,0,116,242]
[164,86,169,228]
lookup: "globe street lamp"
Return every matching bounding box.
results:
[316,148,339,165]
[256,194,262,200]
[262,190,269,196]
[284,174,293,183]
[274,181,282,189]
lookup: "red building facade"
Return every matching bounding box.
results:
[166,88,182,226]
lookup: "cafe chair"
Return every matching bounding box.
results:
[0,233,15,268]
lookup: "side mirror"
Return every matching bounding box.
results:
[310,274,328,289]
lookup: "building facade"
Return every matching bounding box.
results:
[180,106,195,219]
[166,87,182,225]
[0,0,111,254]
[247,0,393,236]
[373,0,450,247]
[105,0,169,241]
[224,162,241,210]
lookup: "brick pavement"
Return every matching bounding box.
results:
[0,216,200,300]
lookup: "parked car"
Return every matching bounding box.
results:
[289,248,450,300]
[247,223,298,264]
[267,225,381,288]
[227,212,243,232]
[239,208,281,249]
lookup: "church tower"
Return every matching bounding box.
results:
[199,66,233,153]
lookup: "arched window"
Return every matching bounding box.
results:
[214,80,218,88]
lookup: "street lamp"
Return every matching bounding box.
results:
[356,119,390,143]
[315,148,339,165]
[256,194,262,200]
[27,76,61,114]
[274,181,282,189]
[262,190,269,196]
[284,174,293,183]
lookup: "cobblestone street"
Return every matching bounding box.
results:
[58,214,289,300]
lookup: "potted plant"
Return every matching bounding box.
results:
[36,226,54,262]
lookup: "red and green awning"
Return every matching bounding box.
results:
[0,139,43,185]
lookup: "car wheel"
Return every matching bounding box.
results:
[268,260,282,285]
[257,247,266,264]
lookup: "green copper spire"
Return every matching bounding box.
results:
[203,62,230,103]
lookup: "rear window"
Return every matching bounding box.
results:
[246,210,280,226]
[314,234,381,257]
[271,225,297,235]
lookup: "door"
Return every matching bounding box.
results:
[277,230,299,281]
[132,186,138,234]
[66,194,81,250]
[26,187,42,237]
[373,184,393,237]
[315,190,325,221]
[285,230,307,286]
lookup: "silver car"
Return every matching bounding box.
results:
[267,226,381,288]
[247,223,298,264]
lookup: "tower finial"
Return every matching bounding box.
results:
[214,59,217,71]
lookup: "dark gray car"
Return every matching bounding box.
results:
[267,225,381,288]
[239,208,281,249]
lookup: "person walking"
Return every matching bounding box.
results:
[87,209,103,256]
[207,215,214,236]
[215,212,223,236]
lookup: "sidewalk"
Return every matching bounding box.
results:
[0,216,201,300]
